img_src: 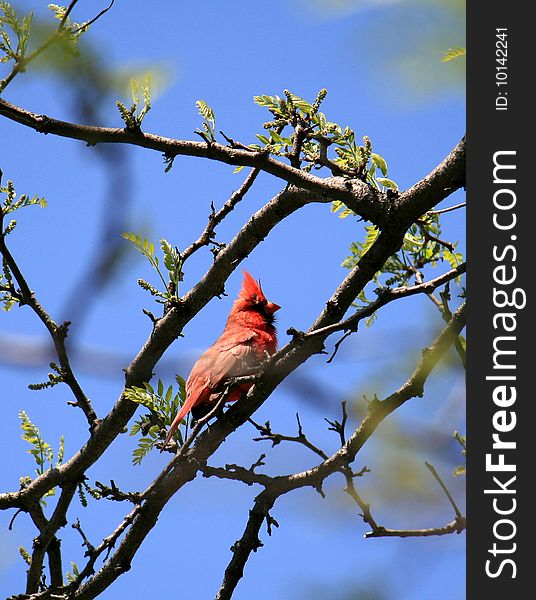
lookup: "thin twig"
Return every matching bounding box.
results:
[249,415,329,461]
[182,167,260,262]
[428,202,466,215]
[72,1,115,34]
[416,219,455,252]
[364,519,464,538]
[289,263,466,363]
[425,461,464,522]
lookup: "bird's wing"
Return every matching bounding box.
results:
[205,331,260,389]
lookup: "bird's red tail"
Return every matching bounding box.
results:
[161,393,199,451]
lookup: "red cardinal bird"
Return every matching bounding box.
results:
[163,271,280,448]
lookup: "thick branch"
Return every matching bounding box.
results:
[25,482,77,594]
[396,136,466,222]
[216,490,276,600]
[0,97,388,223]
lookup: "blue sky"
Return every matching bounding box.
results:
[1,2,465,598]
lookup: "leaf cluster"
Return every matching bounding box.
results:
[48,3,90,56]
[125,376,187,464]
[122,232,183,303]
[66,561,80,584]
[1,2,93,93]
[28,362,65,390]
[19,410,64,504]
[1,178,47,218]
[0,179,47,310]
[338,213,463,321]
[116,76,151,130]
[252,89,396,187]
[0,1,32,67]
[195,99,216,142]
[0,253,17,310]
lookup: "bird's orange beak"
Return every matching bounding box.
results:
[266,302,280,314]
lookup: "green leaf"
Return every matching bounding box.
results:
[160,239,182,290]
[19,546,31,566]
[1,180,46,216]
[253,94,281,110]
[442,46,466,63]
[443,247,463,272]
[128,376,188,463]
[195,100,216,141]
[18,410,62,503]
[132,434,159,466]
[270,130,284,144]
[376,177,399,190]
[116,76,152,130]
[196,99,215,125]
[66,560,80,583]
[371,153,388,176]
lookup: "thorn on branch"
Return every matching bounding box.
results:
[365,394,382,413]
[219,130,256,152]
[35,115,52,134]
[194,129,213,145]
[56,320,71,338]
[314,482,326,499]
[73,518,96,557]
[286,327,305,342]
[142,308,159,327]
[374,286,392,300]
[266,512,279,536]
[353,466,371,478]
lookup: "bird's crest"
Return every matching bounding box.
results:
[238,270,265,301]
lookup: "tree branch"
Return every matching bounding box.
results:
[25,481,77,594]
[0,97,389,224]
[0,216,98,430]
[181,167,260,263]
[216,489,276,600]
[362,462,466,539]
[249,414,329,461]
